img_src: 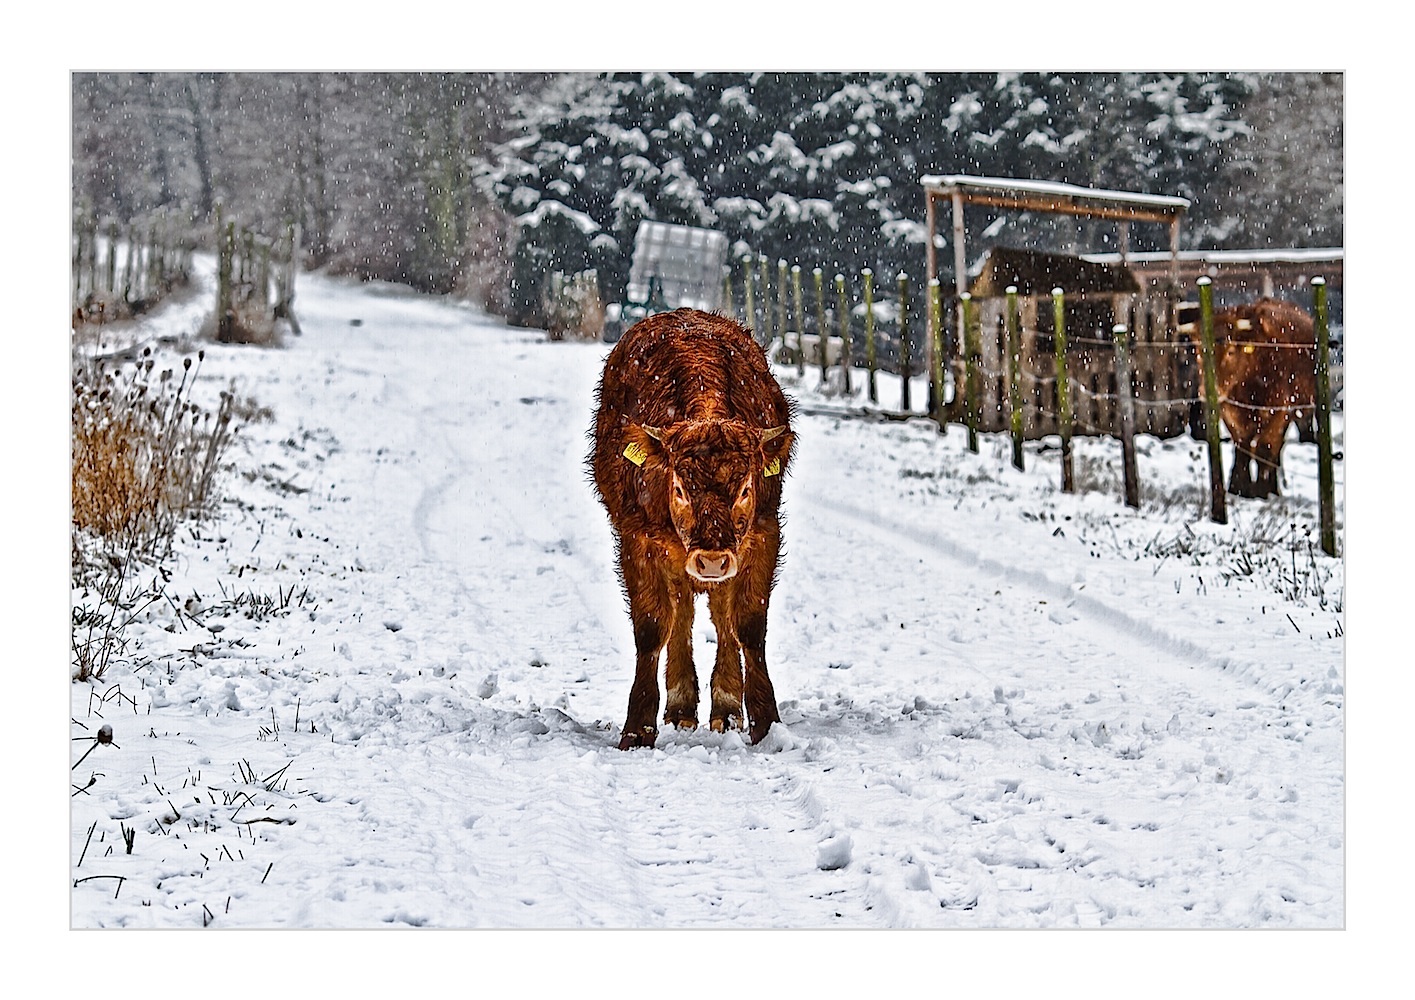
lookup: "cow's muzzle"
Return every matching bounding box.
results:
[686,548,739,583]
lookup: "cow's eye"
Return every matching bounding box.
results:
[673,479,688,503]
[737,482,752,504]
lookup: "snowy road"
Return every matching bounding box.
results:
[70,270,1344,929]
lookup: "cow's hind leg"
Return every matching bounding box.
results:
[1228,442,1255,497]
[1254,418,1290,498]
[706,584,744,733]
[662,578,699,730]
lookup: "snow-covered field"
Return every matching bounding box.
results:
[67,263,1352,949]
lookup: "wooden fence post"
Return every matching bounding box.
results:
[1197,277,1227,524]
[216,206,234,343]
[722,267,734,323]
[1113,323,1141,509]
[813,267,828,382]
[1052,287,1074,493]
[1313,276,1337,556]
[791,265,805,376]
[86,218,99,295]
[962,292,979,454]
[104,222,119,293]
[863,268,877,403]
[930,278,946,432]
[898,272,912,412]
[1006,285,1024,470]
[776,259,788,354]
[742,255,756,342]
[835,273,852,395]
[758,254,772,345]
[122,225,137,302]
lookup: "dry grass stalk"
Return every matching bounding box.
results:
[71,346,251,680]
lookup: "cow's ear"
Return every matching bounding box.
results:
[760,425,794,478]
[621,423,666,468]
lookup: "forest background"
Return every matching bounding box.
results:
[70,71,1343,328]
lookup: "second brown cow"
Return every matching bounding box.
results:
[1185,298,1317,499]
[590,308,795,749]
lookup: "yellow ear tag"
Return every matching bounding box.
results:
[764,457,781,477]
[623,441,648,467]
[1242,344,1256,354]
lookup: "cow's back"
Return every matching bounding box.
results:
[595,309,789,429]
[591,309,791,526]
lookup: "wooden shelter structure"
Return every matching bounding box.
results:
[922,175,1193,436]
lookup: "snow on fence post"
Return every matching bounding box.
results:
[1197,277,1227,525]
[1112,323,1141,509]
[962,292,979,454]
[1006,285,1024,471]
[898,272,912,412]
[929,278,945,432]
[863,268,878,403]
[791,265,806,376]
[1052,287,1074,493]
[1312,276,1337,556]
[813,267,829,382]
[835,273,852,395]
[776,260,789,353]
[741,255,756,343]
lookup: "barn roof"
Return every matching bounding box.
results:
[922,174,1190,224]
[969,246,1141,298]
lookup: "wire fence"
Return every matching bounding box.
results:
[722,255,1339,553]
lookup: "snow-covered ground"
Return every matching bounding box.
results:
[68,263,1350,945]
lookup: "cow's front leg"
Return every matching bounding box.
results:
[619,540,669,749]
[706,583,744,733]
[662,575,699,730]
[739,608,780,745]
[735,528,782,745]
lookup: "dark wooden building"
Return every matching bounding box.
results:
[963,246,1193,439]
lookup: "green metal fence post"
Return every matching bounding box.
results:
[863,268,877,403]
[962,292,978,454]
[898,272,912,412]
[1198,277,1227,524]
[836,273,852,395]
[1006,285,1023,470]
[1053,287,1074,493]
[791,265,805,376]
[1313,277,1337,556]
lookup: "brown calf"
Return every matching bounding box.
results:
[1184,298,1316,498]
[590,309,795,749]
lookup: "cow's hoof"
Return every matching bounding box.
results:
[618,727,657,750]
[709,714,742,733]
[664,713,698,731]
[748,719,779,745]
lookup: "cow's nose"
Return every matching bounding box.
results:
[688,549,738,582]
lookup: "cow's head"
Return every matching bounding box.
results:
[623,418,793,583]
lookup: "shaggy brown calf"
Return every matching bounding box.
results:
[590,309,795,749]
[1184,298,1317,498]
